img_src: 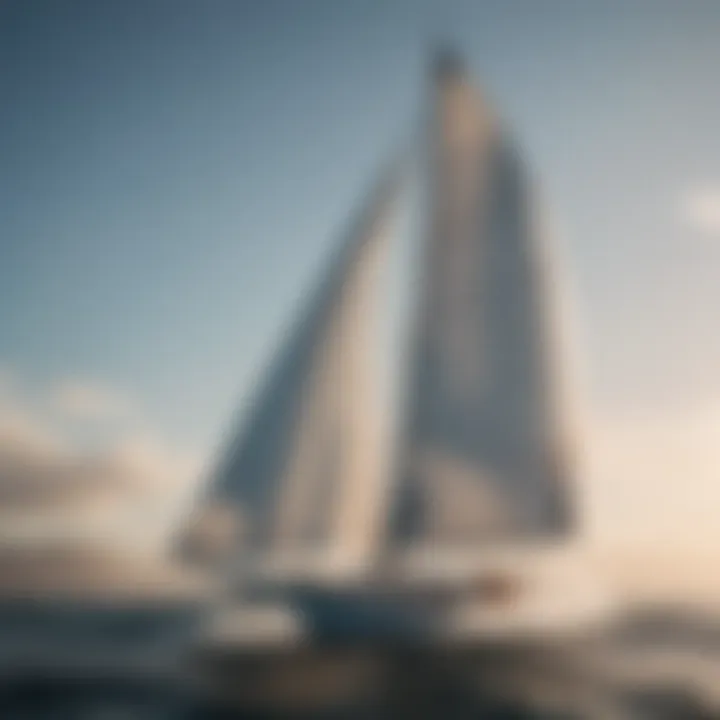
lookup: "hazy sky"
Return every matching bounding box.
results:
[2,1,720,560]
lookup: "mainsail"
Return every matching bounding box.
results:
[183,159,401,569]
[389,52,573,548]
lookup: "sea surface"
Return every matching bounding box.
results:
[1,600,719,718]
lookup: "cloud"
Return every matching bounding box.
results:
[585,395,720,554]
[0,366,204,554]
[0,440,116,510]
[51,379,136,422]
[0,542,203,599]
[678,185,720,234]
[0,365,13,398]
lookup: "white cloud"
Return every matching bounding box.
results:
[52,379,136,422]
[0,365,13,398]
[585,396,720,554]
[0,542,203,599]
[0,365,205,555]
[0,394,67,457]
[679,185,720,234]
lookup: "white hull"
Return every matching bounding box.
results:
[192,544,617,711]
[222,541,618,640]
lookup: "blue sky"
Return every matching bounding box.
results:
[2,1,720,559]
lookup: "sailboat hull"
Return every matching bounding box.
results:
[190,545,616,713]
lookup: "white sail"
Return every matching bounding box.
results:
[182,160,401,574]
[389,52,574,550]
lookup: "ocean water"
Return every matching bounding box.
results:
[1,600,719,718]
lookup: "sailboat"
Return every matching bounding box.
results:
[179,49,616,712]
